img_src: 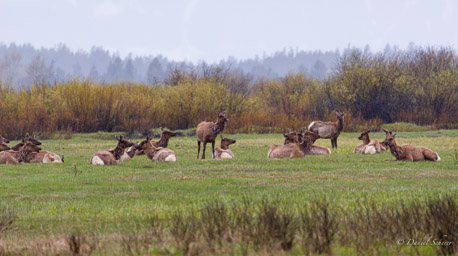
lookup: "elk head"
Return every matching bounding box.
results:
[283,130,300,144]
[22,141,42,153]
[160,127,177,139]
[220,135,236,147]
[382,131,397,147]
[358,130,370,141]
[24,133,42,145]
[0,135,10,144]
[0,140,11,151]
[215,111,229,123]
[115,135,134,149]
[138,137,152,151]
[302,131,320,144]
[335,111,346,120]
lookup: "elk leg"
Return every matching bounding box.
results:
[330,138,335,149]
[202,142,206,159]
[335,137,338,148]
[197,141,201,159]
[212,141,215,159]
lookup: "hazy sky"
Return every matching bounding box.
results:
[1,0,456,62]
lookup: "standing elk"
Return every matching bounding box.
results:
[382,130,440,162]
[354,130,386,154]
[308,111,345,149]
[283,129,331,155]
[90,136,134,165]
[138,137,177,162]
[133,127,177,155]
[214,135,236,159]
[268,131,320,158]
[0,142,42,165]
[197,111,228,159]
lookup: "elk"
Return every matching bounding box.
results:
[119,142,140,162]
[0,135,11,151]
[90,136,134,165]
[138,137,177,162]
[197,111,228,159]
[11,133,42,151]
[0,135,10,143]
[308,111,345,148]
[134,127,177,155]
[0,142,42,165]
[268,131,320,158]
[283,129,331,155]
[354,130,386,154]
[25,150,64,163]
[214,135,236,159]
[382,130,440,162]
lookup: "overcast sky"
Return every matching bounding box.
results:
[1,0,456,62]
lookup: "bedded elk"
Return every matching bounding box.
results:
[268,131,320,158]
[197,111,228,159]
[138,137,177,162]
[133,127,177,155]
[119,143,140,162]
[283,129,331,155]
[308,111,345,149]
[382,130,440,162]
[354,130,386,154]
[214,135,236,159]
[90,135,134,165]
[26,150,64,163]
[0,135,11,151]
[0,142,42,165]
[11,133,42,151]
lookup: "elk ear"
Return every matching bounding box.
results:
[220,135,224,139]
[160,127,164,132]
[115,136,120,141]
[393,133,397,137]
[382,129,389,134]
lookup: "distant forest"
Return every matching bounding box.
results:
[1,42,361,88]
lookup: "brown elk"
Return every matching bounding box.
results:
[0,135,11,151]
[308,111,345,148]
[119,142,140,162]
[268,131,320,158]
[354,130,386,154]
[90,135,134,165]
[0,135,10,143]
[138,137,177,162]
[382,130,440,162]
[0,142,42,165]
[283,129,331,155]
[11,133,42,151]
[197,111,228,159]
[214,135,236,159]
[26,151,64,163]
[134,127,177,155]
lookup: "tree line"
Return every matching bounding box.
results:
[0,47,456,138]
[0,43,337,88]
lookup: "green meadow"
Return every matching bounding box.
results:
[0,130,456,255]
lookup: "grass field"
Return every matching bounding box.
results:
[0,130,457,255]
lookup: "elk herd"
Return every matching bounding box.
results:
[0,111,441,165]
